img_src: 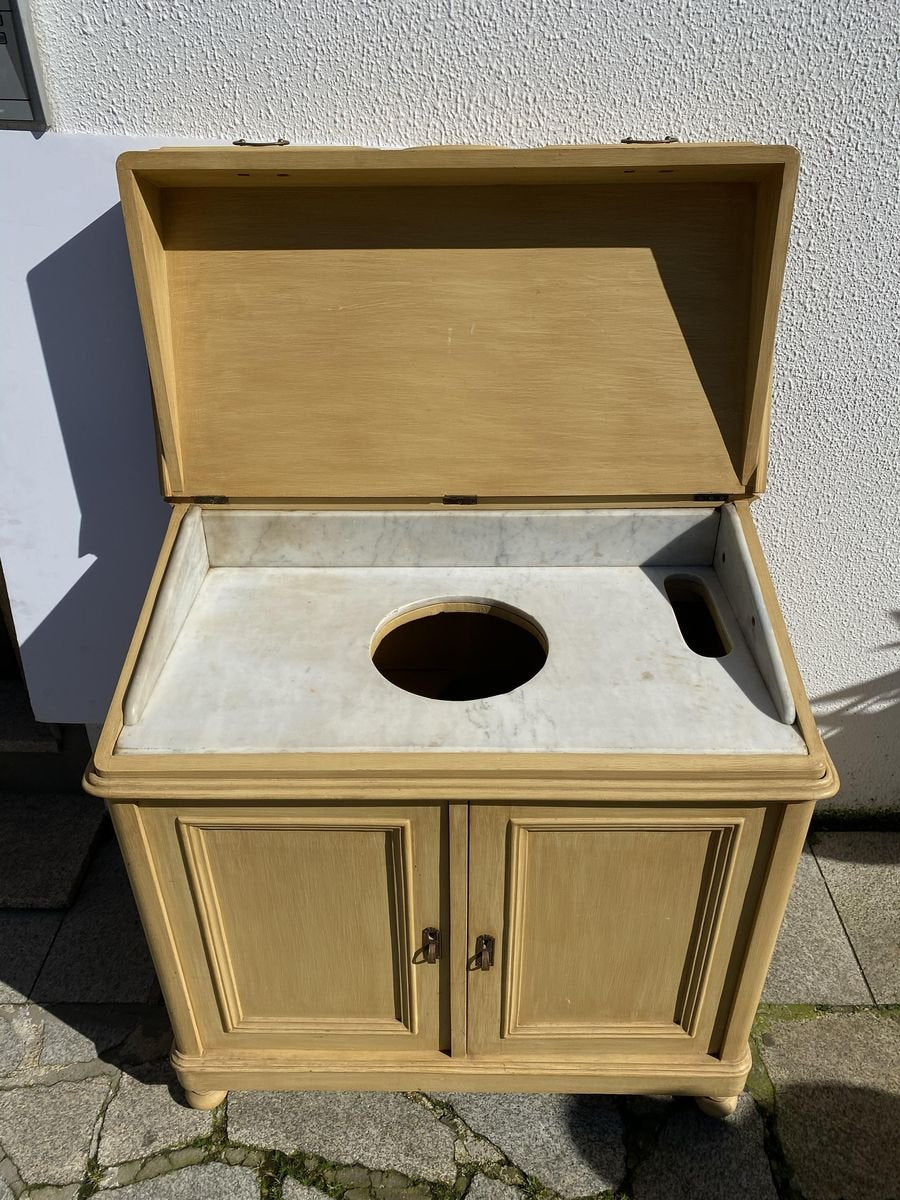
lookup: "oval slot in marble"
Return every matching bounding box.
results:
[664,575,732,658]
[371,598,548,702]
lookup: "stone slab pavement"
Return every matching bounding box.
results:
[0,831,896,1198]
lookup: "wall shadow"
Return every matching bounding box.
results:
[24,205,169,722]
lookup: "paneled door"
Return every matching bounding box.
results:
[466,804,769,1060]
[140,804,448,1055]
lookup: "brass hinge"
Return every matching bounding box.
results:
[233,138,290,147]
[442,494,478,505]
[621,135,680,144]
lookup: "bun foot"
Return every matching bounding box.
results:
[184,1087,227,1110]
[695,1094,739,1119]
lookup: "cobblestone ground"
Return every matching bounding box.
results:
[0,828,897,1200]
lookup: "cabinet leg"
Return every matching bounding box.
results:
[694,1094,739,1119]
[184,1088,227,1110]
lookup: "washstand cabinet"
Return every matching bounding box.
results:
[85,142,838,1116]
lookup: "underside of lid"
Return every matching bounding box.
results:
[116,143,799,502]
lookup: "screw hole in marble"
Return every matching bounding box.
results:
[370,598,548,702]
[664,575,731,658]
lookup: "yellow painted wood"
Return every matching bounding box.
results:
[170,1043,753,1098]
[139,804,447,1055]
[108,803,203,1058]
[103,796,811,1101]
[449,803,469,1058]
[117,170,184,492]
[115,143,799,502]
[184,1088,226,1111]
[717,799,815,1062]
[86,143,838,1106]
[467,805,765,1061]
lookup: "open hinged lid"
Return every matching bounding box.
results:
[117,142,799,503]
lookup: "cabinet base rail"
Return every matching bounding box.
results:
[172,1045,752,1102]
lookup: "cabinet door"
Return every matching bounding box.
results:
[467,804,769,1060]
[141,804,448,1055]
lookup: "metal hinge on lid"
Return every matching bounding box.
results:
[233,138,290,146]
[694,493,731,503]
[621,136,680,144]
[194,496,229,505]
[443,494,478,505]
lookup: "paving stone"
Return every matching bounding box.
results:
[812,832,900,1002]
[341,1171,432,1200]
[0,792,104,908]
[763,847,871,1003]
[100,1145,208,1189]
[116,1008,173,1064]
[98,1063,214,1165]
[631,1093,777,1199]
[104,1162,259,1198]
[229,1090,457,1183]
[455,1128,505,1166]
[283,1184,332,1200]
[0,909,64,1002]
[0,1180,12,1200]
[38,1004,146,1066]
[29,1185,81,1200]
[0,1075,109,1185]
[434,1093,625,1196]
[0,1004,40,1075]
[0,1153,21,1198]
[32,836,158,1003]
[760,1009,900,1200]
[0,1012,26,1075]
[464,1176,523,1200]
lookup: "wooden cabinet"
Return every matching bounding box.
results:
[91,144,839,1117]
[113,795,798,1112]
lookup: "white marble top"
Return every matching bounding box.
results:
[117,562,805,756]
[202,508,720,567]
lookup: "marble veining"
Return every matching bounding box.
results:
[123,507,208,725]
[202,508,719,568]
[715,505,796,725]
[117,561,805,756]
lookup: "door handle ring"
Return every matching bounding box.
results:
[422,927,441,964]
[475,933,495,971]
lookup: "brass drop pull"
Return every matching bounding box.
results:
[475,934,495,971]
[422,927,441,964]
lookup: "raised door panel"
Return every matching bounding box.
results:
[140,805,447,1054]
[467,805,769,1060]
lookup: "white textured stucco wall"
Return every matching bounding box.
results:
[5,0,899,809]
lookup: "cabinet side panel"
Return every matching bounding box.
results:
[716,799,814,1059]
[109,803,203,1055]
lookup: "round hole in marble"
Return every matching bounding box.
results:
[370,598,548,702]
